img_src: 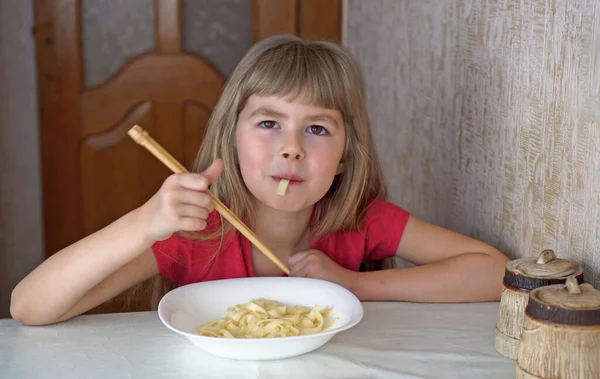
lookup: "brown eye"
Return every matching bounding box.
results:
[308,125,328,135]
[259,121,278,129]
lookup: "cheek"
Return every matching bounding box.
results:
[235,129,252,180]
[309,147,343,176]
[236,131,269,176]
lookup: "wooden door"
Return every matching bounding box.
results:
[34,0,342,314]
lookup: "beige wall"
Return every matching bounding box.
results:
[345,0,600,287]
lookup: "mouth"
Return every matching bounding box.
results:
[272,174,304,184]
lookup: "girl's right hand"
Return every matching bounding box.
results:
[143,159,224,242]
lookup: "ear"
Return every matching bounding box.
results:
[335,162,344,175]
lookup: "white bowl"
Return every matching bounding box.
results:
[157,276,363,360]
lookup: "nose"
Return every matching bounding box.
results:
[279,134,305,161]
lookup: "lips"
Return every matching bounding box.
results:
[273,174,303,183]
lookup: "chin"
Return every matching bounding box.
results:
[268,198,312,213]
[251,191,313,213]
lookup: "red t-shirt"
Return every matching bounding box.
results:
[152,199,410,286]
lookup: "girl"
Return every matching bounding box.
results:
[11,35,509,326]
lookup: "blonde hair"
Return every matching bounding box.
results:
[193,34,387,241]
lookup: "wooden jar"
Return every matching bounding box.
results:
[515,276,600,379]
[494,250,584,359]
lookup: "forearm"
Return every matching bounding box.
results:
[354,253,506,302]
[10,206,154,322]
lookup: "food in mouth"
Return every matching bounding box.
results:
[276,179,290,196]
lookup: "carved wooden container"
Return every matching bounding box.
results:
[515,276,600,379]
[494,250,584,359]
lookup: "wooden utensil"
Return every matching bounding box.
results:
[128,124,290,274]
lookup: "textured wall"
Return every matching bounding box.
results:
[0,0,44,318]
[345,0,600,286]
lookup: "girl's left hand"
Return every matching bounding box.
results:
[288,249,358,292]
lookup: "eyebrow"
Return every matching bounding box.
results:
[248,107,287,120]
[305,114,339,127]
[248,106,339,127]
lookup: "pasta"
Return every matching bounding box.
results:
[276,179,290,196]
[197,298,337,338]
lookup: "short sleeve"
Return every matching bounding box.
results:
[151,210,222,284]
[152,234,193,284]
[363,199,410,261]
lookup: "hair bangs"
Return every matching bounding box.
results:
[239,43,347,115]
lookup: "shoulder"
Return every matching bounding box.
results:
[315,198,411,266]
[359,198,411,261]
[362,198,410,230]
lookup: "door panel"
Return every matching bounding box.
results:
[183,103,212,167]
[81,101,155,237]
[82,0,154,87]
[181,0,253,76]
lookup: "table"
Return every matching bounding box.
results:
[0,302,515,378]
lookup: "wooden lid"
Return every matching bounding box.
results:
[503,249,584,291]
[525,276,600,326]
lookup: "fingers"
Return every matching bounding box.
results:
[165,190,213,232]
[290,260,311,277]
[148,159,224,239]
[162,158,224,212]
[155,158,225,236]
[201,158,224,184]
[179,217,207,232]
[169,158,224,192]
[288,251,316,277]
[173,174,210,192]
[178,204,210,220]
[288,251,311,265]
[176,188,215,212]
[165,202,210,233]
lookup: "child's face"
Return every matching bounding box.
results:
[235,93,345,213]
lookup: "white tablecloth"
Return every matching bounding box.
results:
[0,302,515,378]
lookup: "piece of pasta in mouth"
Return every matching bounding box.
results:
[196,298,337,338]
[276,179,290,196]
